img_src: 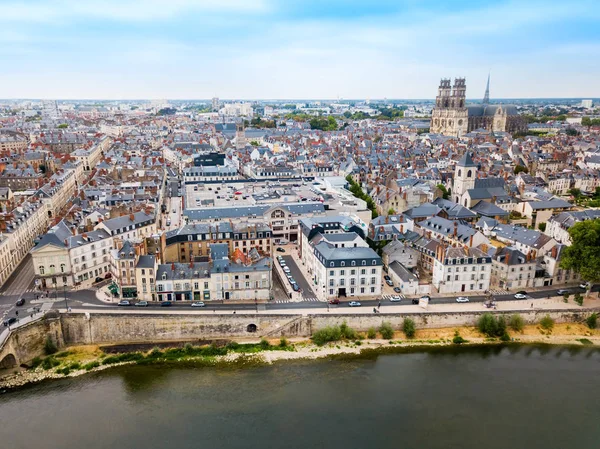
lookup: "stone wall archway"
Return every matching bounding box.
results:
[0,353,17,369]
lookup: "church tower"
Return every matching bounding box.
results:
[431,78,469,137]
[453,152,477,205]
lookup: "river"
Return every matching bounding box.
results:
[1,345,599,449]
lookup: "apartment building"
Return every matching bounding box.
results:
[160,222,272,263]
[31,221,113,288]
[0,200,49,289]
[95,210,157,241]
[490,246,539,290]
[432,245,492,294]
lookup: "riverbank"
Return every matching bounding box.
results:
[2,322,598,392]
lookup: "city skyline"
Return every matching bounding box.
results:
[1,0,599,99]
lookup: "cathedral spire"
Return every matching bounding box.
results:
[482,72,490,105]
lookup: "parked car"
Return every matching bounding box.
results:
[411,299,419,304]
[514,293,528,300]
[191,301,206,307]
[579,282,590,290]
[95,277,104,283]
[283,267,291,274]
[385,279,394,287]
[329,299,340,305]
[135,301,149,307]
[276,248,286,253]
[291,283,300,292]
[516,291,528,296]
[288,277,296,284]
[390,295,402,302]
[160,301,172,307]
[348,301,362,307]
[557,289,571,295]
[118,300,131,306]
[384,275,391,281]
[420,295,431,302]
[15,298,25,306]
[393,287,401,293]
[3,317,17,327]
[456,296,469,303]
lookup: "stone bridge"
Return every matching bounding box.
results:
[0,313,63,371]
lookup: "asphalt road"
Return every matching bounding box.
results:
[46,285,598,316]
[281,255,318,299]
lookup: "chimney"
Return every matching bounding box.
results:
[481,243,488,254]
[400,224,404,234]
[453,221,458,237]
[129,214,134,221]
[171,262,175,271]
[551,245,557,259]
[469,234,473,247]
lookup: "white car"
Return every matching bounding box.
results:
[191,301,205,307]
[514,293,527,300]
[390,295,402,302]
[456,296,469,303]
[348,301,362,307]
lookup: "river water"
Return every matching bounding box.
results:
[1,345,599,449]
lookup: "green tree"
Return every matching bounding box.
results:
[538,223,546,232]
[568,188,582,200]
[402,318,416,338]
[387,208,396,215]
[560,219,600,285]
[437,184,450,200]
[540,315,554,331]
[514,165,528,175]
[582,117,591,128]
[565,127,579,136]
[379,322,394,339]
[586,313,597,329]
[57,123,68,129]
[509,314,525,332]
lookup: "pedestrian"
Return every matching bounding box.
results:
[531,303,533,308]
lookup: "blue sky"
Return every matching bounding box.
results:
[1,0,599,99]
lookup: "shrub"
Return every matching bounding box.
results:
[500,332,511,342]
[279,337,289,348]
[44,336,58,355]
[83,361,100,371]
[259,338,271,350]
[340,321,358,340]
[31,357,42,369]
[477,313,498,337]
[57,367,71,375]
[184,343,194,353]
[379,322,394,340]
[225,341,240,350]
[586,313,597,329]
[452,331,466,344]
[496,316,507,336]
[68,362,81,370]
[41,357,60,370]
[509,314,525,332]
[312,325,342,346]
[148,347,164,358]
[367,327,377,339]
[540,315,555,331]
[402,318,416,338]
[574,294,584,307]
[563,294,569,303]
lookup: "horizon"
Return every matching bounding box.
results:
[1,0,599,99]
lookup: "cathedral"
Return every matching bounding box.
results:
[430,76,527,137]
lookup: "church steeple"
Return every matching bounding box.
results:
[482,73,490,105]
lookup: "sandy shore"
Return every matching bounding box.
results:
[2,323,598,392]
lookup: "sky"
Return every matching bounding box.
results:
[1,0,599,100]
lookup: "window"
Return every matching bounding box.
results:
[361,261,366,266]
[329,279,334,287]
[340,279,345,286]
[60,264,66,273]
[361,269,366,275]
[330,262,334,267]
[351,269,356,275]
[371,268,376,274]
[371,277,376,284]
[351,261,356,266]
[329,289,334,295]
[447,275,451,281]
[340,270,345,276]
[39,266,45,275]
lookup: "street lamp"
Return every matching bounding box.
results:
[63,283,68,312]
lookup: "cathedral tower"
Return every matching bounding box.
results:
[431,78,469,137]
